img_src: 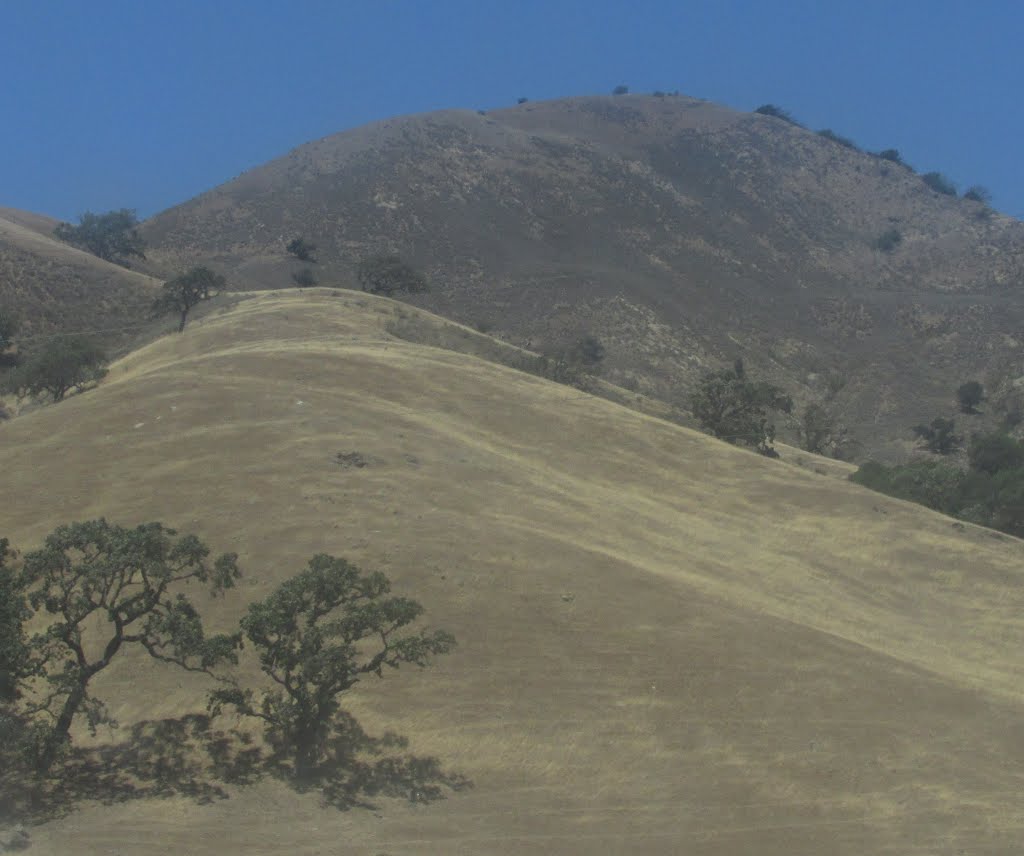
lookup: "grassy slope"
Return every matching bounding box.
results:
[2,290,1024,855]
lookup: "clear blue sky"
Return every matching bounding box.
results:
[2,0,1022,220]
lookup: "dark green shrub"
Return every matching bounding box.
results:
[912,417,962,455]
[286,237,317,262]
[517,97,528,104]
[754,104,803,127]
[956,380,985,414]
[612,85,629,96]
[357,255,429,297]
[921,172,957,196]
[875,148,903,164]
[568,335,606,372]
[962,185,992,204]
[292,267,317,288]
[967,432,1024,475]
[816,129,859,151]
[873,229,903,252]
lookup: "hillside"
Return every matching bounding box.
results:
[0,208,160,352]
[3,289,1024,855]
[139,94,1024,460]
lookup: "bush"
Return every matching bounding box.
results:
[956,380,985,414]
[963,185,992,204]
[357,255,429,297]
[912,417,962,455]
[921,172,957,196]
[754,104,803,127]
[816,129,859,151]
[873,229,903,252]
[875,148,903,164]
[292,267,317,288]
[967,431,1024,475]
[612,85,629,96]
[567,335,606,373]
[4,336,107,401]
[286,237,317,263]
[517,97,528,104]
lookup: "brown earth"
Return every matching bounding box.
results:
[3,290,1024,855]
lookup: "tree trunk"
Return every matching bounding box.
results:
[38,681,87,770]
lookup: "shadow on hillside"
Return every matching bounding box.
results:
[2,712,469,823]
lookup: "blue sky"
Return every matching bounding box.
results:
[2,0,1022,220]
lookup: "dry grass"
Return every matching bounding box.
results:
[3,289,1024,855]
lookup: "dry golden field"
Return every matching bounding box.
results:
[3,289,1024,855]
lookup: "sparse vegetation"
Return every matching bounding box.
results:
[155,266,225,332]
[0,310,19,368]
[357,255,429,297]
[956,380,985,414]
[3,336,107,401]
[10,520,240,770]
[689,359,793,456]
[875,148,904,164]
[963,185,992,204]
[53,209,146,266]
[208,555,454,782]
[873,228,903,253]
[292,267,317,288]
[921,172,957,197]
[567,334,606,373]
[912,417,962,455]
[797,403,853,459]
[754,104,803,127]
[816,129,859,151]
[286,237,317,262]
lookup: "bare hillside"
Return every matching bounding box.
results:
[3,290,1024,855]
[139,94,1024,459]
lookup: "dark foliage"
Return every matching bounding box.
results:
[963,185,992,204]
[567,335,606,372]
[14,520,239,769]
[754,104,803,127]
[921,171,957,196]
[286,237,317,263]
[292,267,317,288]
[875,148,904,164]
[209,555,455,782]
[517,97,529,104]
[873,228,903,253]
[155,267,225,332]
[852,431,1024,537]
[957,380,985,414]
[3,336,107,401]
[689,359,793,456]
[612,85,629,95]
[356,255,429,297]
[797,403,854,460]
[912,417,962,455]
[816,129,859,151]
[53,209,146,266]
[0,309,19,369]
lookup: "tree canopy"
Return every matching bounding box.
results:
[912,417,962,455]
[956,380,985,414]
[14,520,239,768]
[4,336,107,401]
[53,209,146,265]
[286,237,317,263]
[209,554,454,781]
[689,359,793,456]
[154,267,225,332]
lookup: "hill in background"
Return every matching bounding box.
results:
[4,290,1024,855]
[137,94,1024,460]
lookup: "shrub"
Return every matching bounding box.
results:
[875,148,903,164]
[963,185,992,204]
[286,237,317,263]
[357,255,429,297]
[567,335,606,373]
[517,97,528,104]
[912,417,962,455]
[921,172,957,196]
[754,104,803,127]
[956,380,985,414]
[292,267,317,288]
[967,431,1024,475]
[612,85,629,96]
[873,228,903,252]
[816,129,859,151]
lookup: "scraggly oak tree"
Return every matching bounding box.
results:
[53,209,146,266]
[18,520,240,769]
[4,336,107,401]
[689,359,793,456]
[209,554,455,782]
[155,267,225,332]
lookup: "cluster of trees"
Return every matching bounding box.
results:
[53,210,146,266]
[0,520,454,785]
[357,255,429,296]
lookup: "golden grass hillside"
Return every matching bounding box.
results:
[3,289,1024,855]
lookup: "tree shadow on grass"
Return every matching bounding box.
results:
[2,711,469,824]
